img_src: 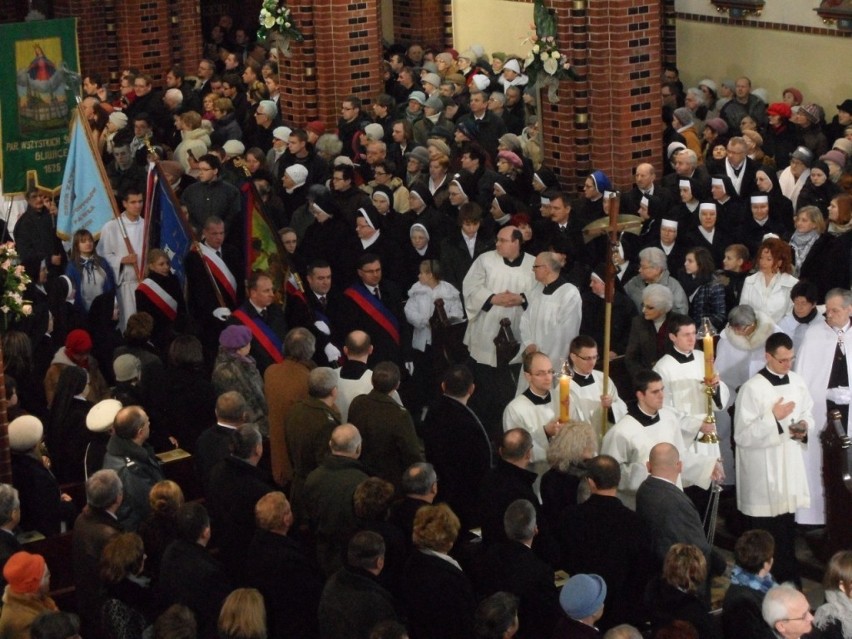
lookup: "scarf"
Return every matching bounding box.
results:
[729,565,776,594]
[679,272,708,298]
[813,589,852,638]
[789,230,819,275]
[794,307,818,325]
[829,220,852,237]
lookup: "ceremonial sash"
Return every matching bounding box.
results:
[232,309,284,363]
[199,244,238,305]
[286,272,307,305]
[137,278,178,321]
[344,284,400,345]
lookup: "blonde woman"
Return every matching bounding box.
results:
[218,588,267,639]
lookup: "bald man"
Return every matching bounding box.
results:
[619,162,675,233]
[302,424,369,576]
[636,443,726,577]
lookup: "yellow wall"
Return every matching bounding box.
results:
[381,0,394,43]
[451,0,533,60]
[676,21,852,112]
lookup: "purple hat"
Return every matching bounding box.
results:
[219,325,252,350]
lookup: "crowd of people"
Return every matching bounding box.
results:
[2,13,852,639]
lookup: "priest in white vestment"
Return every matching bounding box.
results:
[794,288,852,526]
[96,190,145,331]
[567,335,627,441]
[653,314,730,458]
[601,369,721,509]
[517,251,581,394]
[735,331,812,586]
[503,352,561,476]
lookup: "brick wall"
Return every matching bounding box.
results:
[539,0,662,193]
[54,0,202,91]
[392,0,444,49]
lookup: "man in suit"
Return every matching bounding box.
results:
[457,90,507,161]
[347,362,423,490]
[304,260,345,367]
[620,163,675,233]
[724,136,759,202]
[478,499,562,639]
[205,423,275,578]
[230,271,288,375]
[186,216,244,363]
[421,364,493,529]
[558,455,650,632]
[341,253,408,369]
[194,391,247,492]
[635,443,726,578]
[72,470,123,636]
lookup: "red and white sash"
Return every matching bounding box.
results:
[199,243,238,304]
[137,278,178,320]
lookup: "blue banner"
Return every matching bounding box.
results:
[147,164,193,290]
[56,112,115,240]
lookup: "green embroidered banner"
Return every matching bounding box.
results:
[0,18,79,195]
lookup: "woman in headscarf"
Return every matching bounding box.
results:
[371,184,406,246]
[754,167,794,235]
[797,159,842,218]
[281,163,310,224]
[402,223,438,291]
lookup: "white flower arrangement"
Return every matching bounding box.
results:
[257,0,303,43]
[522,0,577,91]
[0,243,32,327]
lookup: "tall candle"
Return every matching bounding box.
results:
[703,333,714,382]
[559,373,570,422]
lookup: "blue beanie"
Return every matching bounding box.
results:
[559,574,607,620]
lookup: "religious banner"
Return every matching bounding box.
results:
[0,18,79,195]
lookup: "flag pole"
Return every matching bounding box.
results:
[73,99,141,281]
[601,191,620,437]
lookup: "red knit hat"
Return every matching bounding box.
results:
[3,552,46,594]
[65,329,92,357]
[305,120,325,137]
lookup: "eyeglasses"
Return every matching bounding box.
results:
[573,353,599,362]
[780,611,812,622]
[770,353,796,365]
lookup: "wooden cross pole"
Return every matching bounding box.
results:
[600,191,621,437]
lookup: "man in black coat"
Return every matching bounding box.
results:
[159,503,232,639]
[439,202,495,293]
[620,162,675,225]
[318,531,399,639]
[341,253,409,369]
[478,499,562,639]
[245,492,324,639]
[558,455,651,632]
[479,429,558,565]
[229,271,288,375]
[388,463,438,549]
[205,423,275,579]
[457,90,507,162]
[421,364,493,529]
[72,470,123,637]
[721,529,777,639]
[636,443,727,578]
[194,391,247,491]
[303,260,345,367]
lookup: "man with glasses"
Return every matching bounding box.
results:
[503,351,561,476]
[567,335,627,437]
[337,95,369,160]
[795,288,852,528]
[762,584,813,639]
[735,332,812,587]
[180,153,241,235]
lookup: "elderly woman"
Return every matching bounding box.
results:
[813,550,852,639]
[212,325,268,435]
[684,203,731,266]
[779,146,813,210]
[0,551,58,639]
[777,281,822,351]
[679,247,726,330]
[740,238,798,323]
[671,178,701,228]
[701,118,729,167]
[540,421,597,531]
[401,504,476,639]
[647,544,718,639]
[739,195,787,258]
[763,102,797,171]
[409,181,447,242]
[625,284,674,383]
[673,108,702,162]
[624,246,689,316]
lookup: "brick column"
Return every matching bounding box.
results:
[279,0,382,130]
[539,0,662,192]
[55,0,201,90]
[393,0,444,49]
